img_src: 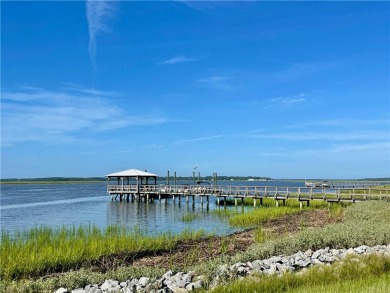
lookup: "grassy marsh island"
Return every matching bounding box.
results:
[1,200,390,292]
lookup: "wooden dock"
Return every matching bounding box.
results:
[107,184,390,207]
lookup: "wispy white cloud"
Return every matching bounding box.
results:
[62,82,119,96]
[197,75,232,90]
[86,0,117,69]
[270,61,338,83]
[158,56,198,65]
[251,142,390,158]
[287,118,390,129]
[264,93,307,109]
[2,86,167,146]
[174,135,223,144]
[178,1,247,12]
[246,130,388,141]
[329,142,390,153]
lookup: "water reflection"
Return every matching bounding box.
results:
[105,197,233,235]
[1,181,302,236]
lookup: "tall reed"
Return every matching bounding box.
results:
[226,199,327,227]
[0,225,206,281]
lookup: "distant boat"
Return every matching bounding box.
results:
[305,180,329,188]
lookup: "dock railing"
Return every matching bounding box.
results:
[107,184,390,203]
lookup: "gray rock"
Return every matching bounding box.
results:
[152,277,165,290]
[173,278,188,289]
[331,249,340,256]
[237,266,248,275]
[157,289,171,293]
[139,277,151,287]
[261,259,270,269]
[181,272,194,283]
[269,264,278,275]
[100,280,119,291]
[251,260,263,271]
[345,248,356,255]
[304,249,313,257]
[71,289,86,293]
[162,270,174,279]
[85,285,100,293]
[354,246,367,254]
[126,280,137,291]
[55,288,68,293]
[185,283,195,292]
[275,263,288,273]
[215,264,229,277]
[296,259,311,268]
[294,255,302,263]
[322,255,337,263]
[172,289,188,293]
[311,250,322,259]
[192,280,204,289]
[108,286,121,293]
[119,281,128,288]
[164,278,174,289]
[312,259,324,265]
[230,262,245,271]
[267,256,282,264]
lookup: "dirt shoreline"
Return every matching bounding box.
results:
[37,208,337,282]
[90,208,336,273]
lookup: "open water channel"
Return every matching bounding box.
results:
[0,180,304,236]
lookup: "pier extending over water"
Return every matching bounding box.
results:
[107,184,390,208]
[105,169,389,208]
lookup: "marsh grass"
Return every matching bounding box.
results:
[254,226,273,243]
[224,199,327,227]
[180,212,203,222]
[220,197,328,208]
[228,206,301,227]
[328,202,348,220]
[2,201,389,292]
[0,225,206,281]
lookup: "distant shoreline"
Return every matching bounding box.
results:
[0,180,106,185]
[1,176,389,185]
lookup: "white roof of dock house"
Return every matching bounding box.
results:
[105,169,158,178]
[105,169,158,186]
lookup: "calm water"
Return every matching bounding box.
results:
[0,180,304,236]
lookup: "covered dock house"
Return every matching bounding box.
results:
[106,169,158,200]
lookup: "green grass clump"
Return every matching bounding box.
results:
[0,225,206,281]
[228,206,301,227]
[215,198,328,227]
[211,253,390,293]
[253,226,273,243]
[220,198,328,208]
[181,212,201,222]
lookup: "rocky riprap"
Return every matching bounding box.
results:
[55,244,390,293]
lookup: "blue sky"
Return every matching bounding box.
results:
[1,1,389,179]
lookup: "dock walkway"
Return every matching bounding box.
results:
[107,184,390,207]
